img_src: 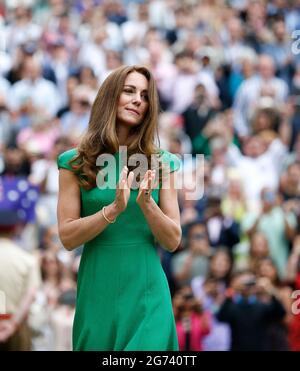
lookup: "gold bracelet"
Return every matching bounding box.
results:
[102,206,116,224]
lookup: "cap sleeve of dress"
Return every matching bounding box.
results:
[57,148,78,171]
[159,149,182,173]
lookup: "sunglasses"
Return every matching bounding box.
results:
[190,233,207,240]
[78,100,90,107]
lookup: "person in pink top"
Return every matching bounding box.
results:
[17,111,60,157]
[173,286,211,351]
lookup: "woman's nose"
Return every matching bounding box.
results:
[132,94,142,105]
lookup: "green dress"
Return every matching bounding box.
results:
[57,148,180,351]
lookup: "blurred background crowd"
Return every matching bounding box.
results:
[0,0,300,351]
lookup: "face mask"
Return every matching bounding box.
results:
[263,191,276,203]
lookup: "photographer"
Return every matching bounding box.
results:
[217,271,286,351]
[171,220,211,289]
[173,286,211,351]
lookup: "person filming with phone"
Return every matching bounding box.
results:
[217,271,286,351]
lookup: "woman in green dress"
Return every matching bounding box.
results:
[57,65,181,351]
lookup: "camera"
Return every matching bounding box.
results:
[183,293,194,300]
[243,277,256,287]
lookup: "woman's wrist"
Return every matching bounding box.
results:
[138,196,155,212]
[106,202,122,220]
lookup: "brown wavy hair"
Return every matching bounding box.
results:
[69,65,161,189]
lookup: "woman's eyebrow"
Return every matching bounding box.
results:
[124,84,148,92]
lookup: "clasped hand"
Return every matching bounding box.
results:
[113,166,157,213]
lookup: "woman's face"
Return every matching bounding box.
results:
[251,234,269,258]
[210,252,231,279]
[42,252,60,277]
[255,112,271,131]
[228,179,242,197]
[287,164,300,185]
[116,71,149,128]
[258,260,277,282]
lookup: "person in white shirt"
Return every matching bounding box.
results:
[4,5,42,54]
[227,135,287,212]
[233,55,288,137]
[8,56,60,118]
[0,210,41,350]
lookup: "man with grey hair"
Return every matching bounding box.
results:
[8,56,60,117]
[233,54,288,137]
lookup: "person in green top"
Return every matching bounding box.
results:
[57,65,182,351]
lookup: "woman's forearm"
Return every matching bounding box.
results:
[59,203,120,250]
[139,198,182,252]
